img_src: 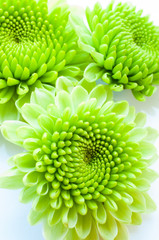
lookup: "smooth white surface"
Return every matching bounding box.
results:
[0,0,159,240]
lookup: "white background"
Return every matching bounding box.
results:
[0,0,159,239]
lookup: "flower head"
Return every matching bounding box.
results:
[0,77,158,240]
[0,0,88,122]
[70,2,159,101]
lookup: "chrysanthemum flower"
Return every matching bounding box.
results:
[0,0,88,122]
[70,2,159,101]
[0,77,158,240]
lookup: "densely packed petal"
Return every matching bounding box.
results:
[0,77,158,240]
[0,0,88,122]
[70,2,159,101]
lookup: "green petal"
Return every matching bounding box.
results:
[1,120,28,146]
[139,141,157,159]
[31,88,55,109]
[114,222,129,240]
[0,99,19,124]
[92,203,107,224]
[71,86,88,111]
[43,221,68,240]
[134,112,146,127]
[143,193,157,213]
[28,208,47,225]
[23,171,41,187]
[110,200,132,224]
[0,168,24,189]
[128,128,147,142]
[131,212,142,225]
[75,211,92,238]
[84,63,104,82]
[129,190,146,213]
[89,84,107,107]
[145,127,159,143]
[48,209,62,226]
[55,90,72,113]
[15,152,35,172]
[16,125,39,139]
[67,205,78,228]
[110,101,129,116]
[97,212,118,240]
[21,103,46,131]
[19,186,37,204]
[32,195,50,212]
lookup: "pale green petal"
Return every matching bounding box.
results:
[110,101,129,116]
[0,168,24,189]
[134,112,147,127]
[19,186,37,203]
[37,114,54,134]
[43,221,68,240]
[16,125,39,139]
[1,120,28,146]
[114,222,129,240]
[89,84,107,107]
[75,211,92,238]
[140,169,159,183]
[84,63,105,82]
[66,205,78,228]
[55,90,72,113]
[23,171,41,187]
[21,103,46,131]
[28,208,47,226]
[123,106,135,124]
[71,86,88,111]
[139,141,157,159]
[92,203,107,224]
[0,99,19,124]
[65,228,81,240]
[79,78,96,93]
[143,193,157,213]
[48,209,62,226]
[32,195,50,212]
[15,152,35,172]
[129,190,146,213]
[97,212,118,240]
[110,201,132,224]
[128,128,147,142]
[131,212,142,225]
[30,88,55,109]
[56,76,75,93]
[145,127,159,143]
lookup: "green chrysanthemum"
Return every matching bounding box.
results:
[70,1,159,101]
[0,0,88,122]
[0,77,158,240]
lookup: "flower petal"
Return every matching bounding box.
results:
[71,86,88,111]
[89,85,107,107]
[97,212,118,240]
[114,222,129,240]
[31,88,55,109]
[21,103,46,131]
[1,120,28,146]
[43,221,68,240]
[75,211,92,238]
[84,63,105,82]
[0,168,24,189]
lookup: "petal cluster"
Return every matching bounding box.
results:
[70,2,159,101]
[0,0,88,121]
[0,77,158,240]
